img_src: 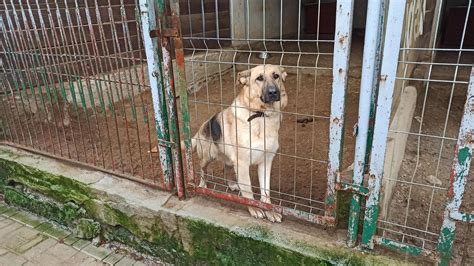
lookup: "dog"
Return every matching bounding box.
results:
[191,64,288,222]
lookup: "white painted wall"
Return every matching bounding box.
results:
[230,0,299,45]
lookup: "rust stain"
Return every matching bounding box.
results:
[339,35,347,46]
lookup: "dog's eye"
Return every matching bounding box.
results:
[256,75,264,82]
[273,73,280,79]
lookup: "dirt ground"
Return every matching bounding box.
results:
[0,73,164,187]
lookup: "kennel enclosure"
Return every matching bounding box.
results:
[1,0,474,264]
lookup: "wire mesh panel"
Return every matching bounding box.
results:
[0,0,170,189]
[361,0,474,263]
[178,0,355,224]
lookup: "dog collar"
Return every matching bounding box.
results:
[247,111,266,122]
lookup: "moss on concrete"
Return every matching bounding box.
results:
[0,159,92,204]
[3,187,85,226]
[103,225,189,263]
[185,218,329,265]
[0,154,414,265]
[74,218,100,239]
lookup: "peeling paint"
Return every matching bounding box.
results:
[155,1,185,199]
[350,35,384,242]
[167,0,194,197]
[138,0,174,190]
[360,0,407,250]
[326,0,354,220]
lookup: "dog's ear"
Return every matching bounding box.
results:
[237,69,251,85]
[280,67,288,81]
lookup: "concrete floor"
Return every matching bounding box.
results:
[0,203,152,266]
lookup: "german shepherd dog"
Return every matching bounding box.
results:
[191,64,288,222]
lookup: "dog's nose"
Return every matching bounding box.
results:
[264,86,280,103]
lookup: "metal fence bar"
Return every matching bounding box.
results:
[70,0,104,166]
[169,0,193,197]
[1,11,36,149]
[436,67,474,265]
[347,0,384,247]
[138,0,175,190]
[361,0,406,249]
[88,0,124,172]
[326,0,354,219]
[155,0,186,199]
[117,0,148,178]
[7,1,48,153]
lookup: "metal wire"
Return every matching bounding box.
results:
[184,0,337,220]
[379,0,474,255]
[0,0,164,187]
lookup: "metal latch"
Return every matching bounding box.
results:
[149,15,180,38]
[158,139,176,148]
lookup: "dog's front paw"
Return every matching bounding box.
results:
[264,210,282,223]
[248,206,265,219]
[227,180,239,191]
[198,178,207,188]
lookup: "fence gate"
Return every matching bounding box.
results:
[160,0,356,227]
[348,0,474,264]
[0,0,182,191]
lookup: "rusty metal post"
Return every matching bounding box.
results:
[167,0,194,193]
[138,0,175,191]
[155,0,186,199]
[347,0,384,247]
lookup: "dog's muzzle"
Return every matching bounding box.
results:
[261,86,280,103]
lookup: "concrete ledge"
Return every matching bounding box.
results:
[380,86,418,220]
[0,145,413,265]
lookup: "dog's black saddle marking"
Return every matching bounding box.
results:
[247,111,266,122]
[204,114,221,141]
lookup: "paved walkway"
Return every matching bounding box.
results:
[0,202,147,266]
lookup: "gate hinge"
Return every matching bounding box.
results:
[158,139,177,149]
[150,15,180,38]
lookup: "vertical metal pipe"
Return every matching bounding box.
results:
[165,0,189,199]
[347,0,384,247]
[155,0,186,199]
[133,1,157,181]
[361,0,406,249]
[326,0,354,218]
[138,0,175,190]
[436,67,474,266]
